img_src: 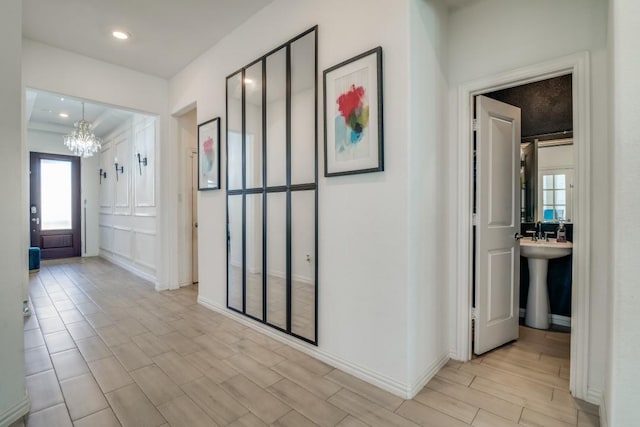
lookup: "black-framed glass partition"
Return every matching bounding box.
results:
[226,27,318,345]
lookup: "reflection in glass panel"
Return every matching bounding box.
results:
[555,174,566,189]
[245,193,263,319]
[556,190,566,204]
[228,195,243,311]
[41,159,72,230]
[543,190,553,205]
[266,48,287,187]
[290,32,316,185]
[290,190,316,341]
[266,192,286,329]
[543,175,553,189]
[227,72,243,190]
[246,62,263,189]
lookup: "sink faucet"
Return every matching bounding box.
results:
[536,221,543,240]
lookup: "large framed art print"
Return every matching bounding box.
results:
[323,47,383,177]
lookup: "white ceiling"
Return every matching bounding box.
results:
[22,0,274,79]
[26,89,136,138]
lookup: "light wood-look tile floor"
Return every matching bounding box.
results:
[14,257,599,427]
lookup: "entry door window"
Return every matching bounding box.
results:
[40,159,73,230]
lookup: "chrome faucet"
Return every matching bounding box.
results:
[536,221,543,240]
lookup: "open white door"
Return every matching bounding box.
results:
[474,95,521,355]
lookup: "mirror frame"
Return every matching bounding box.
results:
[226,27,318,345]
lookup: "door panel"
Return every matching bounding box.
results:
[30,152,81,259]
[474,96,521,355]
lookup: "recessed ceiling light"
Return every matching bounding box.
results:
[59,113,69,118]
[60,97,65,101]
[112,30,130,40]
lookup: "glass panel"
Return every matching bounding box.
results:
[245,62,263,189]
[555,208,566,220]
[542,175,553,189]
[228,195,243,311]
[543,190,553,205]
[245,193,263,319]
[543,206,554,221]
[555,174,566,189]
[290,32,316,185]
[266,192,286,329]
[227,72,243,190]
[290,190,316,341]
[266,48,287,187]
[556,190,566,205]
[41,159,72,230]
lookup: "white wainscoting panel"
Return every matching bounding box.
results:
[99,116,157,281]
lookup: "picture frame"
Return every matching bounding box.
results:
[198,117,221,190]
[323,46,383,177]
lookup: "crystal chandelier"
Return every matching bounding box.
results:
[64,102,101,157]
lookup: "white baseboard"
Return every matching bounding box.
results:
[409,352,449,398]
[99,251,156,285]
[599,393,608,427]
[519,308,571,327]
[197,295,415,398]
[586,387,602,406]
[0,394,29,427]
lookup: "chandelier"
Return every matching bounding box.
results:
[64,102,101,157]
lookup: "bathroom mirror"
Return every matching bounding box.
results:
[520,138,574,223]
[226,27,318,345]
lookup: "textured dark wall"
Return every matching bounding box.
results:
[485,74,573,139]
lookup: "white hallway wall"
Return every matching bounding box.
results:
[28,129,100,257]
[169,0,453,395]
[446,0,610,399]
[0,0,28,424]
[22,40,175,290]
[608,0,640,424]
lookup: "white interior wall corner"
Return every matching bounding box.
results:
[407,0,451,393]
[0,0,28,424]
[608,0,640,424]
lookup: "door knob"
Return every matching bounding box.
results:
[514,232,523,240]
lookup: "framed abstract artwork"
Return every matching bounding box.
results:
[198,117,221,190]
[323,46,383,177]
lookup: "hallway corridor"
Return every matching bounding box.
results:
[19,258,598,426]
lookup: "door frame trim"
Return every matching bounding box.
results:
[454,52,591,401]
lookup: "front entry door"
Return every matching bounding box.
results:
[30,152,81,259]
[474,95,521,355]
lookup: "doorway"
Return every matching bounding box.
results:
[30,152,81,259]
[175,106,199,287]
[455,53,592,400]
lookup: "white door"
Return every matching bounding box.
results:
[474,95,521,355]
[191,151,199,284]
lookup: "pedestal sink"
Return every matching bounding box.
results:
[520,239,572,329]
